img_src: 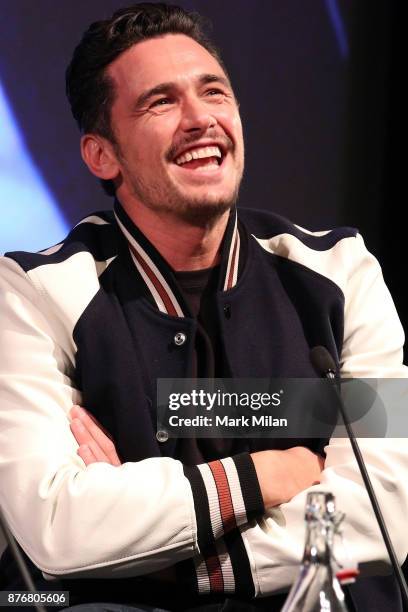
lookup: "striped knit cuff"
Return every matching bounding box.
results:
[176,529,256,598]
[183,452,264,555]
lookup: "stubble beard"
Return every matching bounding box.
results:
[117,146,243,228]
[130,173,241,227]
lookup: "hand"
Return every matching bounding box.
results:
[69,405,122,466]
[251,446,324,509]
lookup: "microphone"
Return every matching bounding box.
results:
[310,346,408,607]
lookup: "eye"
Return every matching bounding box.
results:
[205,88,225,97]
[150,97,172,108]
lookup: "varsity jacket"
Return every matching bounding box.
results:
[0,203,407,605]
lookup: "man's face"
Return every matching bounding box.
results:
[107,34,244,225]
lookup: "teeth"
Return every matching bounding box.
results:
[175,146,222,165]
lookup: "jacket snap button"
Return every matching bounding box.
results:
[174,332,187,346]
[156,430,169,443]
[223,304,231,319]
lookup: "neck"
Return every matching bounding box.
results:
[118,198,231,272]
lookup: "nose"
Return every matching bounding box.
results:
[179,95,216,133]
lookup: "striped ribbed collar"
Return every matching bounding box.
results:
[114,199,241,318]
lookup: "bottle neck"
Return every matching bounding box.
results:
[302,519,334,566]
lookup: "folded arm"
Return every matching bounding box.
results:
[0,256,322,585]
[238,234,408,596]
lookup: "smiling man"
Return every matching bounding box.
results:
[79,30,244,271]
[0,3,407,612]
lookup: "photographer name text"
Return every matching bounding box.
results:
[167,414,288,427]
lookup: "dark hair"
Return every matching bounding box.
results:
[66,3,227,196]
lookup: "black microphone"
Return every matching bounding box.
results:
[310,346,408,607]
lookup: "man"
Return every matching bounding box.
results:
[0,3,407,611]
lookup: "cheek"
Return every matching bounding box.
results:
[218,109,244,146]
[137,123,175,163]
[231,115,244,143]
[120,131,161,169]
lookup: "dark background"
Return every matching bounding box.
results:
[0,0,408,344]
[0,1,405,337]
[0,0,354,229]
[0,0,407,340]
[0,0,407,591]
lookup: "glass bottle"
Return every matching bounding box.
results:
[281,491,349,611]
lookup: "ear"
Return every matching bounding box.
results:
[80,134,120,181]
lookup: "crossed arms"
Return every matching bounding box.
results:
[69,404,324,509]
[1,234,408,596]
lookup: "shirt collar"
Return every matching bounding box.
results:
[114,199,240,318]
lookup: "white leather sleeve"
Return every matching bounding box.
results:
[240,233,408,597]
[0,256,198,578]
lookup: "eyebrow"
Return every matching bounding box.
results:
[133,73,232,110]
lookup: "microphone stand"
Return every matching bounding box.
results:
[311,346,408,608]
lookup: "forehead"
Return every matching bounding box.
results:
[107,33,227,98]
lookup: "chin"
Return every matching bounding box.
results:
[175,198,236,227]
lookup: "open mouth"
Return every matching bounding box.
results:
[173,145,226,170]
